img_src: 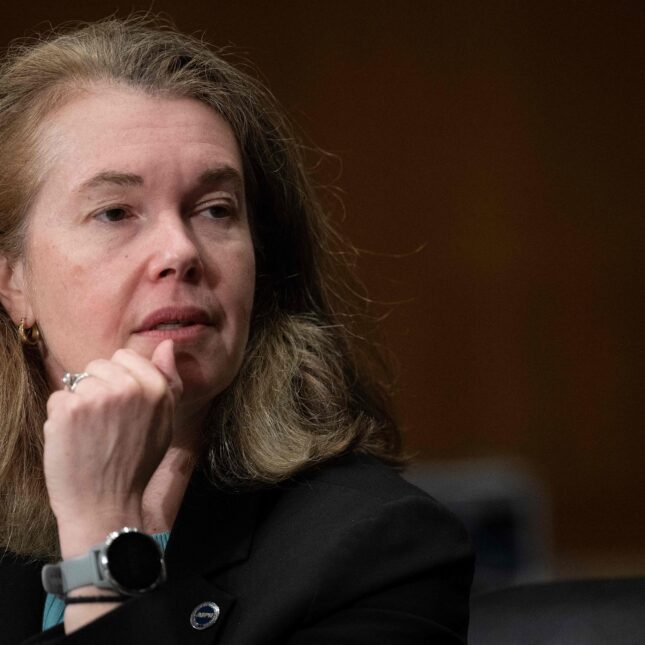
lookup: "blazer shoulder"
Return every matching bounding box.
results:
[253,453,474,641]
[280,451,471,545]
[293,451,452,506]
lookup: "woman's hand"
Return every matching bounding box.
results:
[43,339,183,558]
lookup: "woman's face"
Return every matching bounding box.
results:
[14,86,255,415]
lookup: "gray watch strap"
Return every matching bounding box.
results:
[42,544,106,596]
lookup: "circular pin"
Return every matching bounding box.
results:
[190,601,220,630]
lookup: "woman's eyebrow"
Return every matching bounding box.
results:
[75,171,144,193]
[196,165,243,192]
[73,167,242,194]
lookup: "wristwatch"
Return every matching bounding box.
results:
[42,527,166,597]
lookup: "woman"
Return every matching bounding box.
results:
[0,18,473,644]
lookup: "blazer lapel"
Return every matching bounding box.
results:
[164,469,270,580]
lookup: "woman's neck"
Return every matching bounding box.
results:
[141,443,198,534]
[141,407,206,534]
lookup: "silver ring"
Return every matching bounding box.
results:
[62,371,92,392]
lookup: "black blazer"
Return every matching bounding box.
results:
[1,453,473,644]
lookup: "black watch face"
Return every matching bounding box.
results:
[106,532,162,591]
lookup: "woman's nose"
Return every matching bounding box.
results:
[147,215,203,283]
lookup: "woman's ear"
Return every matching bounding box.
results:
[0,255,33,324]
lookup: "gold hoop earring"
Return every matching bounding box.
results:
[18,318,40,346]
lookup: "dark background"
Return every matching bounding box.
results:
[2,1,644,579]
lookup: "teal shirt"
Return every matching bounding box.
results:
[42,532,170,631]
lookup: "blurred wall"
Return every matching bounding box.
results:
[2,1,644,576]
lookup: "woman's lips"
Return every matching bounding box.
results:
[134,306,214,340]
[135,306,212,332]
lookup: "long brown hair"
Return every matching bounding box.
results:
[0,17,403,559]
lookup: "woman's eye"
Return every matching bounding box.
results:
[95,207,129,223]
[203,204,232,219]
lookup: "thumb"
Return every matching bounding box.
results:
[151,339,183,403]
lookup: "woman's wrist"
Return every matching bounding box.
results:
[57,509,144,559]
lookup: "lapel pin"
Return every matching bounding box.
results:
[190,601,221,630]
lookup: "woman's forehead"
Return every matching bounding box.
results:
[35,87,243,186]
